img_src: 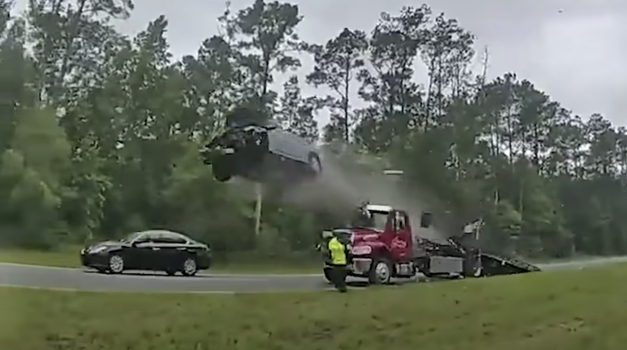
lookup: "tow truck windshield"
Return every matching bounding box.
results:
[368,210,389,231]
[350,205,390,232]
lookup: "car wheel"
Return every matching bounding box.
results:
[108,254,124,274]
[308,153,322,174]
[243,130,269,164]
[200,147,214,165]
[368,257,392,284]
[181,256,198,276]
[212,157,232,182]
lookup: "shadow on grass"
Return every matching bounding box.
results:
[81,269,220,278]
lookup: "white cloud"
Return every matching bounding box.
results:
[534,14,626,119]
[12,0,627,126]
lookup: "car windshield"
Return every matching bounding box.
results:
[120,232,144,243]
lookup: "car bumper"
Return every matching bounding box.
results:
[349,258,372,275]
[324,258,372,276]
[80,249,109,268]
[201,148,235,164]
[196,253,212,270]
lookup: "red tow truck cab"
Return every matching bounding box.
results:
[322,203,541,285]
[324,204,468,285]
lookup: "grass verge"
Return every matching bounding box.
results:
[2,264,627,350]
[0,246,320,274]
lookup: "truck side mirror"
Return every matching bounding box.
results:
[420,212,432,228]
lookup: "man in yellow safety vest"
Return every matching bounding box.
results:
[326,232,351,293]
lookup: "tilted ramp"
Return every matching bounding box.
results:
[480,253,541,276]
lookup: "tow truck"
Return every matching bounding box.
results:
[321,204,540,284]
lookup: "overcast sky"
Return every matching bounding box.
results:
[14,0,627,127]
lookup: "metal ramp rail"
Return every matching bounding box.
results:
[480,252,541,276]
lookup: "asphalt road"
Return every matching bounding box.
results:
[0,256,626,293]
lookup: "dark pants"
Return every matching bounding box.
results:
[328,264,348,292]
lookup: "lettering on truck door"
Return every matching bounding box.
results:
[390,210,411,260]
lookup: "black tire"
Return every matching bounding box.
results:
[253,131,269,154]
[368,257,393,284]
[108,254,125,274]
[308,153,322,175]
[212,157,232,182]
[243,130,269,166]
[181,256,198,276]
[200,148,214,165]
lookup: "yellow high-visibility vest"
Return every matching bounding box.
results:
[328,237,347,265]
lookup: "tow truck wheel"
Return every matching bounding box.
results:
[369,257,392,284]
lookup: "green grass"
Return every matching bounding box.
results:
[0,246,320,274]
[1,264,627,350]
[0,246,81,268]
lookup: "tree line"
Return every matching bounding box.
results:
[0,0,624,259]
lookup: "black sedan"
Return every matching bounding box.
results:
[80,230,211,276]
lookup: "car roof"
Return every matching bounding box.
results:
[137,230,188,239]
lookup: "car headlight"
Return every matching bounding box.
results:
[351,246,372,255]
[89,246,108,254]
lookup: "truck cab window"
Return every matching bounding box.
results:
[394,212,406,230]
[371,212,388,231]
[353,207,389,232]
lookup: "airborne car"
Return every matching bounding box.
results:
[201,108,323,183]
[80,230,211,276]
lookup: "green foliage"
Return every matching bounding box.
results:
[0,0,624,260]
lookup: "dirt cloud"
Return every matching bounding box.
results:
[280,149,448,241]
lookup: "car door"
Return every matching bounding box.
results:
[152,232,189,270]
[147,233,172,270]
[126,233,157,270]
